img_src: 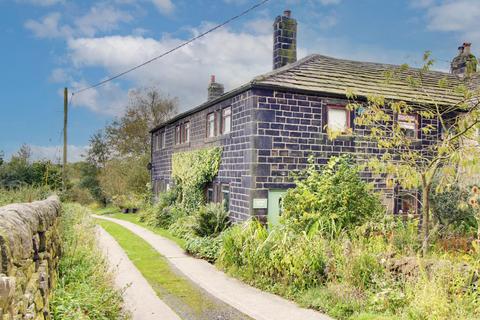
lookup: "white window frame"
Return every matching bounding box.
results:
[207,113,216,138]
[327,105,350,132]
[398,114,418,139]
[222,107,232,134]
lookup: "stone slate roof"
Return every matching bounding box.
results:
[252,54,464,106]
[151,54,468,132]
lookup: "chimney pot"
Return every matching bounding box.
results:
[207,75,224,101]
[451,42,477,77]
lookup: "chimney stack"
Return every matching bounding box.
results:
[451,42,477,77]
[207,75,224,101]
[273,10,297,70]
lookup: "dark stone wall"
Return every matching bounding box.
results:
[152,87,441,222]
[249,88,441,220]
[151,91,257,222]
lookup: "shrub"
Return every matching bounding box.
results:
[431,184,477,236]
[168,214,196,239]
[185,235,223,262]
[282,156,383,237]
[193,202,230,237]
[139,188,178,228]
[218,220,328,293]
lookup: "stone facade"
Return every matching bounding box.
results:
[151,86,441,222]
[0,196,61,320]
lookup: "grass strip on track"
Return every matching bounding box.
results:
[97,210,187,249]
[96,218,251,320]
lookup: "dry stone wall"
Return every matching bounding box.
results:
[0,196,61,320]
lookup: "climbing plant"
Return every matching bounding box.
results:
[172,147,222,211]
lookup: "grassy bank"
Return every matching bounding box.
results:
[50,203,127,320]
[96,218,251,320]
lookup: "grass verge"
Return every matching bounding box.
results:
[96,218,250,320]
[97,210,187,249]
[50,203,127,320]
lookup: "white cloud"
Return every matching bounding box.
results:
[427,0,480,32]
[24,12,72,38]
[29,144,88,163]
[24,4,132,39]
[150,0,174,14]
[422,0,480,49]
[67,27,272,113]
[74,5,133,37]
[71,79,130,115]
[49,68,70,83]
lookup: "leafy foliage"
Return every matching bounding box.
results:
[185,235,223,262]
[346,52,480,254]
[431,183,477,236]
[172,147,222,210]
[282,156,383,237]
[0,147,62,189]
[193,202,230,237]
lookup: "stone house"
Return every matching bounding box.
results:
[150,10,472,224]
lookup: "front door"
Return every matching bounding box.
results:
[268,190,287,227]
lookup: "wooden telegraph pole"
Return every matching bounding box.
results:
[63,87,68,190]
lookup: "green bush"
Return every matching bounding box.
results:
[282,156,383,237]
[139,188,178,228]
[193,202,230,237]
[185,235,223,262]
[431,184,477,236]
[218,220,328,293]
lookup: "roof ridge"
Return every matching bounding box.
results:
[252,54,321,83]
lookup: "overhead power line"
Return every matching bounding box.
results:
[73,0,270,96]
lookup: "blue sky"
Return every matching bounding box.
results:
[0,0,478,162]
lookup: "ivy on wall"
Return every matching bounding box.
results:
[172,147,222,211]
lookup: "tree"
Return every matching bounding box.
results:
[0,150,4,167]
[105,87,177,156]
[16,144,32,162]
[344,52,480,255]
[86,130,110,168]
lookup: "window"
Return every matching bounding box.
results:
[222,107,232,134]
[175,126,181,145]
[153,134,160,151]
[207,113,216,138]
[161,131,166,149]
[400,193,418,216]
[183,122,190,143]
[327,105,350,132]
[206,183,214,203]
[221,184,230,212]
[398,114,418,138]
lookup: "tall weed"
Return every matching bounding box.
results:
[50,203,126,319]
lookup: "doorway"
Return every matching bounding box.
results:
[267,190,287,227]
